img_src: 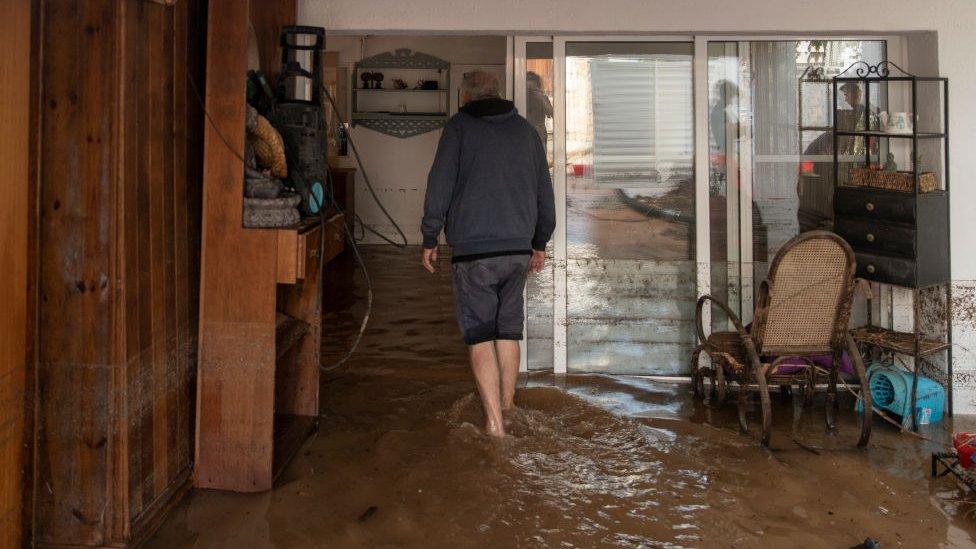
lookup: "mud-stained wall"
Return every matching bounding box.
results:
[32,0,207,545]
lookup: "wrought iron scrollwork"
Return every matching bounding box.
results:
[356,48,450,70]
[356,117,446,138]
[836,60,914,79]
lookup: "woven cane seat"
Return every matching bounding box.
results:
[757,238,848,351]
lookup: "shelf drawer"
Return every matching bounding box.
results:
[277,222,321,285]
[322,213,345,265]
[834,216,915,258]
[855,250,916,287]
[835,187,915,224]
[297,225,322,282]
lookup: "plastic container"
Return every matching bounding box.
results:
[954,433,976,469]
[862,362,945,427]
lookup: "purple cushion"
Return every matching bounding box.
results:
[771,353,853,376]
[744,323,853,376]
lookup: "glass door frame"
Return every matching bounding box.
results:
[695,37,755,333]
[512,34,906,376]
[513,36,554,372]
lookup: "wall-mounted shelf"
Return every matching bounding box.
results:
[352,48,450,138]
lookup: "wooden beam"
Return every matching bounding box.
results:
[250,0,296,86]
[35,0,119,544]
[195,0,282,492]
[0,0,32,546]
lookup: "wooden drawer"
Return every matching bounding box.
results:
[277,221,320,284]
[297,225,321,281]
[855,250,916,287]
[834,187,915,224]
[834,216,915,258]
[322,213,345,265]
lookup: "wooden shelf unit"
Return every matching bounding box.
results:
[351,49,451,137]
[851,325,951,356]
[195,0,342,492]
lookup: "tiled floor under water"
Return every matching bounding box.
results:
[148,246,976,548]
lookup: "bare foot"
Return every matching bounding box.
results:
[485,421,506,438]
[501,405,517,429]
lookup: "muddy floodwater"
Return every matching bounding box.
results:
[148,246,976,548]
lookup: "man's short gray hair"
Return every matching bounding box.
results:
[461,70,501,101]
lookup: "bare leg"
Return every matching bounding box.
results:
[469,341,505,437]
[496,339,520,411]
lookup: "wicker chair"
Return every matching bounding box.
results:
[690,231,872,447]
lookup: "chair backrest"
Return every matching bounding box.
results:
[752,231,856,355]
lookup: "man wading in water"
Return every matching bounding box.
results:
[421,71,556,437]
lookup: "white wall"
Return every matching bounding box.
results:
[327,35,507,244]
[301,0,976,413]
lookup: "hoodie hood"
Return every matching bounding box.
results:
[459,97,517,121]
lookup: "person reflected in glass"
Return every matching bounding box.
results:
[709,80,738,187]
[710,80,738,152]
[840,82,867,128]
[838,82,879,157]
[526,71,552,146]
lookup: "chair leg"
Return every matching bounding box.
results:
[691,346,705,399]
[738,384,749,434]
[791,383,805,437]
[779,384,791,402]
[848,334,872,447]
[713,364,727,408]
[804,367,816,408]
[824,351,840,432]
[756,370,772,447]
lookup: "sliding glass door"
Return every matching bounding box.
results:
[562,40,695,375]
[707,40,886,328]
[514,36,892,376]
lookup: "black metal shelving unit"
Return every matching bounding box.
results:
[831,60,952,431]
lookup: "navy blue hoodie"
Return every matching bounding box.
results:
[421,97,556,259]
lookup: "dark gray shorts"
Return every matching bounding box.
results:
[451,254,530,345]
